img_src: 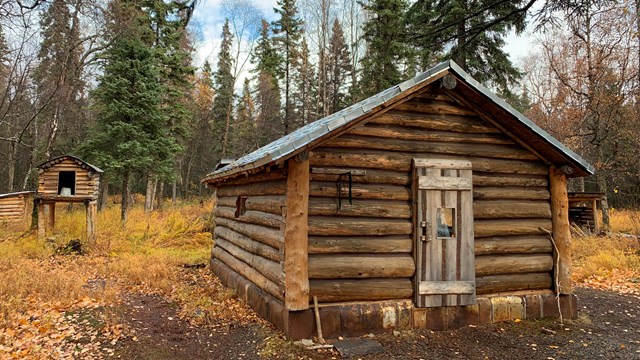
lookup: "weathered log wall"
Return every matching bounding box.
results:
[38,158,99,198]
[308,90,554,302]
[212,172,287,302]
[0,192,31,221]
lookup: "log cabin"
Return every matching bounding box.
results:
[203,61,594,339]
[0,191,33,222]
[35,155,103,241]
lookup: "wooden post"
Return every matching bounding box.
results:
[37,201,45,239]
[46,203,55,233]
[86,200,97,242]
[592,199,600,233]
[549,166,572,294]
[284,153,310,310]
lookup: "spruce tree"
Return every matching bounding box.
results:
[33,0,85,159]
[327,19,352,114]
[272,0,303,134]
[358,0,411,99]
[293,37,316,127]
[252,19,282,144]
[406,0,526,96]
[83,0,184,222]
[212,19,235,159]
[231,78,258,157]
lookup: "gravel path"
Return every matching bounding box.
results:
[112,287,640,359]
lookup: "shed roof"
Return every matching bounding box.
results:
[204,60,594,184]
[37,155,104,173]
[0,191,34,199]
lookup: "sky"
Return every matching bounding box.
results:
[190,0,535,78]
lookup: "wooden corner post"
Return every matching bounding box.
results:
[549,165,572,294]
[284,153,310,311]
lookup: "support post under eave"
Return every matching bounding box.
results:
[37,200,45,239]
[549,166,572,294]
[284,154,310,311]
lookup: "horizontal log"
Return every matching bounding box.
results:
[370,110,501,133]
[309,278,413,302]
[215,237,283,284]
[308,216,413,236]
[473,200,552,219]
[308,198,410,218]
[475,254,553,276]
[350,123,514,144]
[219,171,287,186]
[212,246,283,300]
[308,235,412,253]
[215,217,283,249]
[308,254,415,279]
[215,226,280,261]
[473,187,550,200]
[418,281,475,295]
[473,174,548,187]
[474,219,552,237]
[326,135,539,161]
[476,273,552,295]
[215,206,283,229]
[474,235,553,255]
[217,195,284,215]
[311,168,410,186]
[310,182,410,201]
[419,176,472,190]
[217,180,286,197]
[310,149,548,175]
[395,100,478,116]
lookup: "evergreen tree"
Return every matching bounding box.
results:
[231,78,258,157]
[33,0,85,159]
[327,19,352,114]
[83,0,184,222]
[358,0,411,99]
[272,0,303,134]
[252,19,282,145]
[406,0,526,96]
[212,19,235,159]
[293,37,316,127]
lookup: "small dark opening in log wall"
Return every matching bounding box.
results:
[58,171,76,195]
[235,195,247,218]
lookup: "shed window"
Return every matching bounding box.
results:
[58,171,76,196]
[436,207,455,238]
[235,196,247,218]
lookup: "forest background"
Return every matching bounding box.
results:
[1,0,639,229]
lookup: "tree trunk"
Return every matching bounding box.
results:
[596,146,610,230]
[145,175,156,213]
[172,180,177,205]
[98,176,109,211]
[121,171,130,224]
[7,141,16,193]
[157,181,164,210]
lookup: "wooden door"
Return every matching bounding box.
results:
[413,159,476,307]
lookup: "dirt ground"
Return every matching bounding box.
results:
[112,282,640,360]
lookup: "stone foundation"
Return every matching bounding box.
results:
[211,261,577,339]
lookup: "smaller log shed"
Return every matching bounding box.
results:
[203,61,595,339]
[35,155,103,241]
[0,191,34,222]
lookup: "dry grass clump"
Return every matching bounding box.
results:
[0,199,214,328]
[609,209,640,235]
[573,210,640,293]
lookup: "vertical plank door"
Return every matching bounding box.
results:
[413,159,476,307]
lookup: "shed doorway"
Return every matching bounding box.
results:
[58,171,76,196]
[413,159,476,308]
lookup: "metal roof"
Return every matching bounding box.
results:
[0,191,34,199]
[37,155,104,173]
[204,60,594,183]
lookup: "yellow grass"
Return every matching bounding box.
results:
[0,200,214,328]
[573,210,640,293]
